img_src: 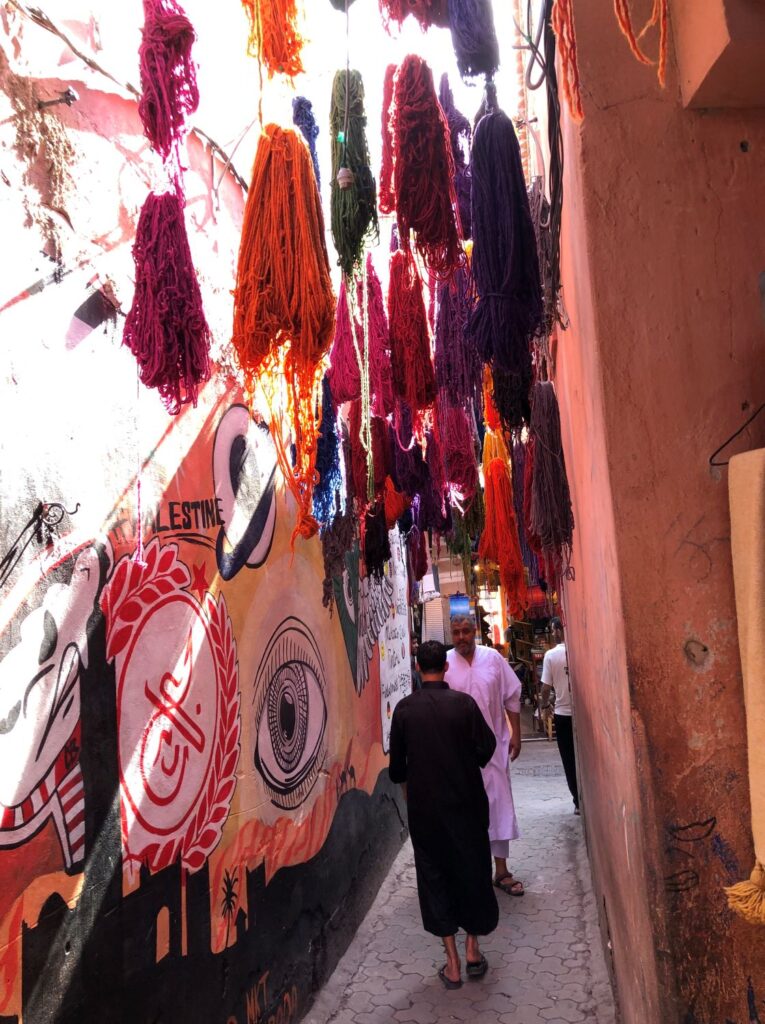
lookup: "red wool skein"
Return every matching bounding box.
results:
[379,0,449,29]
[388,248,436,417]
[138,0,199,164]
[327,281,361,404]
[356,254,394,418]
[123,190,211,415]
[392,55,463,279]
[350,400,391,504]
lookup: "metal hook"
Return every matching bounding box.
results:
[38,86,79,111]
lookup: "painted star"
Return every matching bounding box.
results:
[190,562,210,603]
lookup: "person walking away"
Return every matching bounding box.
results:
[389,640,499,989]
[541,617,579,814]
[446,614,525,897]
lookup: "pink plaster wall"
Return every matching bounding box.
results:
[556,4,765,1021]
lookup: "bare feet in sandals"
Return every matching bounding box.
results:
[494,872,524,896]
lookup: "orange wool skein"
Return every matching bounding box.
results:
[479,457,528,618]
[551,0,584,123]
[232,124,335,544]
[241,0,304,78]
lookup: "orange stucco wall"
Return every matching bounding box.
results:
[555,5,765,1022]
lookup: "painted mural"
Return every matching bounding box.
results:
[0,347,407,1020]
[0,98,408,1024]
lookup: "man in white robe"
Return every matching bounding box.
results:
[446,613,524,896]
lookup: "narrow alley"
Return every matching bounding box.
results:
[306,743,616,1024]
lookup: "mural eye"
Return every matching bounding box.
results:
[253,618,327,810]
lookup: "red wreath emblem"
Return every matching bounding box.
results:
[101,540,241,873]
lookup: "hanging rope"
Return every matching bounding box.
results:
[123,190,211,415]
[388,248,436,417]
[330,68,379,276]
[138,0,199,166]
[448,0,500,79]
[232,124,336,544]
[292,96,321,186]
[470,89,542,428]
[241,0,304,78]
[392,55,463,279]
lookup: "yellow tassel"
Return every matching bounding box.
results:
[725,861,765,924]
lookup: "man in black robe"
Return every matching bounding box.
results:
[389,640,499,989]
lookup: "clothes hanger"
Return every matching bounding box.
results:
[709,403,765,468]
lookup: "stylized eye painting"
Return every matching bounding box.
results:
[213,404,277,581]
[253,618,327,810]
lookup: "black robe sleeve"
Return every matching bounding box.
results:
[389,705,407,783]
[470,697,497,768]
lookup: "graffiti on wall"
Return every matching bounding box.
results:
[0,539,109,871]
[0,265,409,1022]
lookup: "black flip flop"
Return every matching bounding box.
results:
[438,965,463,990]
[466,955,488,979]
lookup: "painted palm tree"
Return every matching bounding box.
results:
[220,867,239,949]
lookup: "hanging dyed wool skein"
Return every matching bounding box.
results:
[439,73,472,239]
[392,55,463,279]
[330,69,378,277]
[232,124,335,544]
[124,0,211,415]
[388,249,436,418]
[357,254,394,417]
[378,0,449,29]
[241,0,304,78]
[313,376,342,527]
[363,501,391,579]
[138,0,199,165]
[292,96,321,186]
[437,402,479,507]
[435,264,480,411]
[321,499,355,610]
[528,380,574,574]
[123,191,211,414]
[480,457,528,617]
[511,435,540,584]
[327,282,361,404]
[448,0,499,79]
[470,85,543,428]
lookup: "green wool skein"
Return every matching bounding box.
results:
[330,68,378,276]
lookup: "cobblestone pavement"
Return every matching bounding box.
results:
[305,742,618,1024]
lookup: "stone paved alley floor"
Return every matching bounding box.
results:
[305,743,618,1024]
